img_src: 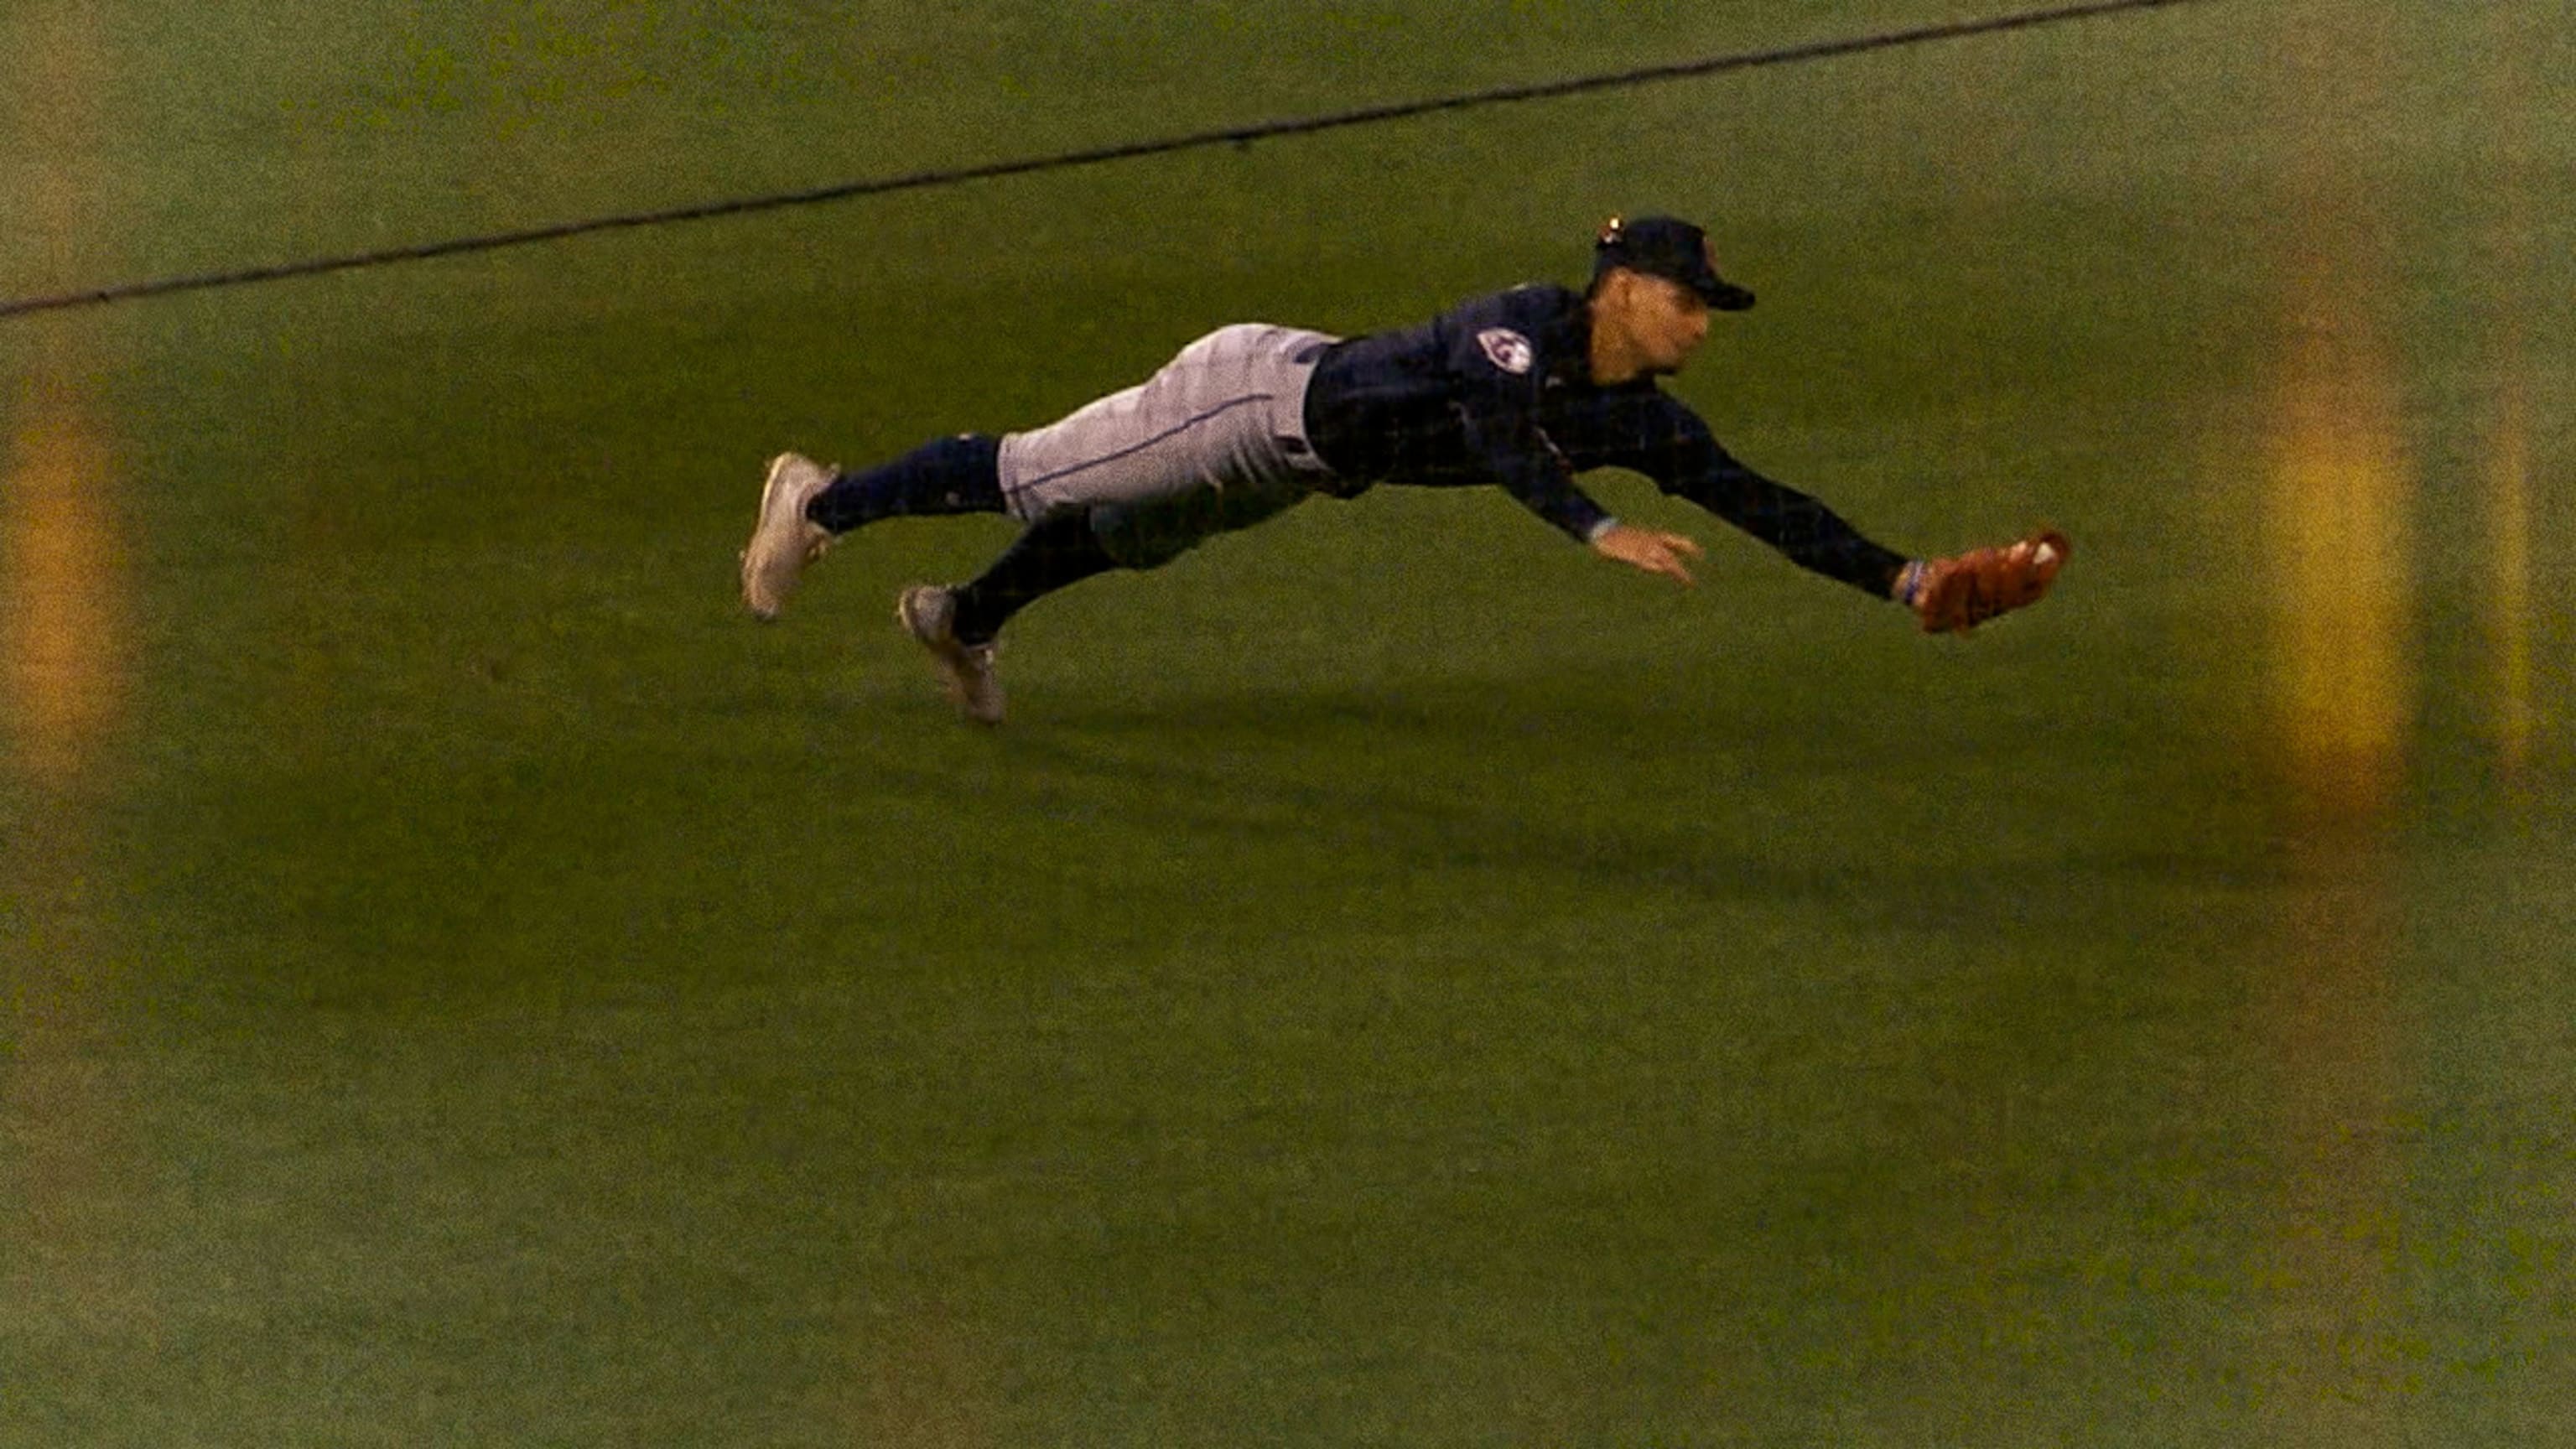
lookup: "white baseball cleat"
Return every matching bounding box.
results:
[896,584,1005,725]
[740,452,835,621]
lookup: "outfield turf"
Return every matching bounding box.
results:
[5,1,2573,1444]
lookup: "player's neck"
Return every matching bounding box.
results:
[1583,294,1649,385]
[1587,318,1648,386]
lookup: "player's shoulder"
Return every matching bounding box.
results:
[1444,283,1585,379]
[1466,281,1584,329]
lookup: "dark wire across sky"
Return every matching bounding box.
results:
[0,0,2210,321]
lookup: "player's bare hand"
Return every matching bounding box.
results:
[1591,523,1701,585]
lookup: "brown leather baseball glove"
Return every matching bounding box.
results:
[1896,530,2070,635]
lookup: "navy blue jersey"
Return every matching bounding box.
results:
[1303,283,1907,597]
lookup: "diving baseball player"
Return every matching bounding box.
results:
[740,214,2066,724]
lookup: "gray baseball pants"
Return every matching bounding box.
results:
[996,324,1340,569]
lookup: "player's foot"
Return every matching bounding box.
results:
[740,453,835,621]
[896,584,1005,725]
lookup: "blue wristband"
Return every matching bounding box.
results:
[1893,559,1927,605]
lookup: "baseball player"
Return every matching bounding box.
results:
[740,214,2066,724]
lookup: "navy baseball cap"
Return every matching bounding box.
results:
[1592,215,1755,311]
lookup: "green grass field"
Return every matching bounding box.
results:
[5,1,2573,1443]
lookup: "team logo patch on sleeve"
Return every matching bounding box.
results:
[1476,327,1535,376]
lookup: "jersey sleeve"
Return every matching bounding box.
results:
[1622,396,1910,596]
[1442,302,1617,543]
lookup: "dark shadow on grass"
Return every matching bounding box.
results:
[839,673,2221,942]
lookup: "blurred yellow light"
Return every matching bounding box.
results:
[2490,366,2534,775]
[3,383,125,787]
[2264,300,2413,821]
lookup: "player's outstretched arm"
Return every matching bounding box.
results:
[1893,530,2070,633]
[1590,522,1703,585]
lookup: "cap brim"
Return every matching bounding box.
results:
[1701,279,1756,312]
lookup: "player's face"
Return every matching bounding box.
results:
[1599,271,1711,377]
[1631,274,1712,372]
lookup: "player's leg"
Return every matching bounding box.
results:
[894,465,1331,724]
[740,434,1005,620]
[997,325,1337,520]
[889,325,1342,721]
[809,433,1005,531]
[946,507,1119,647]
[896,506,1117,725]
